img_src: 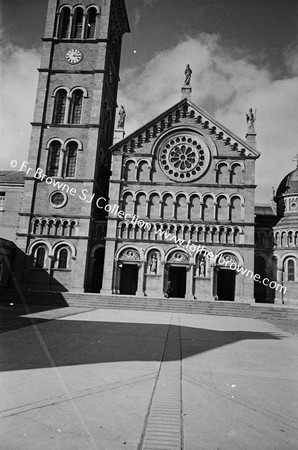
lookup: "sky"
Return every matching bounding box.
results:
[1,0,298,203]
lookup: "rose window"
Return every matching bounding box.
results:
[159,133,210,181]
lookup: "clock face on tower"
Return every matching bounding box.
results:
[65,49,83,65]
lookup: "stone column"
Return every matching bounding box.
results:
[136,262,144,296]
[160,262,165,297]
[82,13,87,38]
[210,264,216,300]
[65,96,71,124]
[100,239,116,294]
[185,265,193,298]
[68,14,74,39]
[275,267,284,304]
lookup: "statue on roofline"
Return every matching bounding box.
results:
[117,105,126,129]
[246,108,256,132]
[184,64,192,86]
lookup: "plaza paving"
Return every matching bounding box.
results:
[1,303,298,449]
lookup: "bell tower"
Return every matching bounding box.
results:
[16,0,129,292]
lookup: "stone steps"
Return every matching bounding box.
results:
[1,289,298,319]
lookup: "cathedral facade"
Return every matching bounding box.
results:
[0,0,297,305]
[101,96,259,304]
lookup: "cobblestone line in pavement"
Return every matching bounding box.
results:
[138,320,183,450]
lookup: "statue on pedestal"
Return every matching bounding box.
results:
[184,64,192,86]
[149,252,158,274]
[198,257,206,277]
[246,108,256,132]
[117,105,126,129]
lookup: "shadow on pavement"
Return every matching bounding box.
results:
[0,317,281,371]
[0,303,66,332]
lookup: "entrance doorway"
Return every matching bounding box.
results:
[119,264,138,295]
[168,266,187,298]
[217,269,235,301]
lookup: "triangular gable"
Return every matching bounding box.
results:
[110,98,260,158]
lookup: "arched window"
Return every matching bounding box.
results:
[65,141,78,177]
[47,141,61,176]
[85,7,97,38]
[286,259,295,281]
[35,247,46,268]
[53,89,67,123]
[69,89,83,124]
[72,7,84,38]
[59,7,71,39]
[57,248,69,269]
[40,220,47,235]
[32,219,40,234]
[69,221,76,236]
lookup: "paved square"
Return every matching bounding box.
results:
[1,305,298,449]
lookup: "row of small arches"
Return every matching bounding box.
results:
[124,159,244,184]
[121,191,244,222]
[31,218,78,236]
[118,222,243,245]
[56,5,100,40]
[274,230,298,248]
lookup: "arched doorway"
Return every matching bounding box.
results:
[215,252,238,301]
[120,264,138,295]
[166,250,189,298]
[168,266,187,298]
[118,248,141,295]
[217,268,236,300]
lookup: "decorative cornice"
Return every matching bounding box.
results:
[110,98,260,159]
[30,122,100,129]
[38,69,105,74]
[16,233,90,239]
[110,179,257,189]
[19,213,92,219]
[42,38,108,43]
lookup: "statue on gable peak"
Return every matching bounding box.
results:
[184,64,192,86]
[246,108,256,131]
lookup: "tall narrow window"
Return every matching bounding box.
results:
[69,89,83,124]
[85,7,97,38]
[0,191,5,211]
[59,7,71,38]
[35,247,46,268]
[47,141,61,176]
[57,248,68,269]
[287,259,295,281]
[53,89,67,123]
[65,142,77,177]
[72,7,84,38]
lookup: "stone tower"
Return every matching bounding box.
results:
[16,0,129,292]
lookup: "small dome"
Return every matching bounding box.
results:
[276,167,298,198]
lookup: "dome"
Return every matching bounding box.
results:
[276,167,298,198]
